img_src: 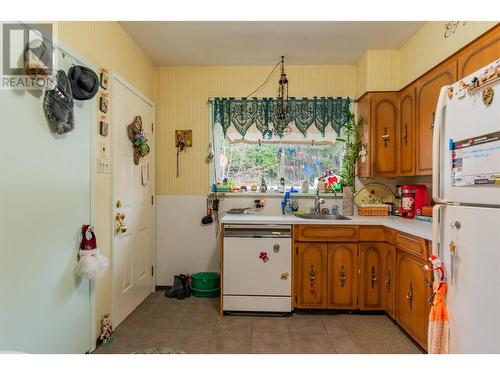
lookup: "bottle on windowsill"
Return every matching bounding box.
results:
[278,177,285,193]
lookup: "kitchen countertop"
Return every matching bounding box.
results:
[220,214,432,240]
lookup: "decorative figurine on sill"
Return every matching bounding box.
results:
[279,177,285,193]
[301,180,309,193]
[251,184,258,192]
[259,177,268,193]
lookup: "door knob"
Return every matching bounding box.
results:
[115,212,128,233]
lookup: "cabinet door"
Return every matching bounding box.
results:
[457,25,500,78]
[372,93,399,176]
[396,252,432,349]
[399,85,416,176]
[296,242,327,308]
[415,60,457,175]
[384,244,397,319]
[327,243,357,309]
[358,243,385,310]
[356,94,372,178]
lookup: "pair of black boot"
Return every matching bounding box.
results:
[165,274,191,299]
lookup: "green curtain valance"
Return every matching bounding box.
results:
[212,97,352,138]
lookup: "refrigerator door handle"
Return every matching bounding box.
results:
[432,86,450,204]
[432,204,445,259]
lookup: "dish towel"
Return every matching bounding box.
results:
[428,282,449,354]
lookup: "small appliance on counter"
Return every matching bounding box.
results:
[400,184,429,219]
[391,185,403,216]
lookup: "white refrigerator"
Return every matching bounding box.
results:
[432,58,500,353]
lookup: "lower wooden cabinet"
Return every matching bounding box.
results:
[296,242,327,308]
[384,244,397,319]
[358,243,385,310]
[396,251,432,349]
[327,243,357,309]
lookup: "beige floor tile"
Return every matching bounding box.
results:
[290,333,336,354]
[288,315,326,333]
[161,329,213,354]
[215,316,254,331]
[321,315,349,335]
[329,332,360,354]
[179,312,218,330]
[251,331,292,354]
[252,317,289,332]
[207,328,251,354]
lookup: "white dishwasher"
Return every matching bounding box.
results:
[223,224,292,313]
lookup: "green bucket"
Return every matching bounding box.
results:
[191,272,220,298]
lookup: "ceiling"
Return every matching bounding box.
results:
[120,21,425,66]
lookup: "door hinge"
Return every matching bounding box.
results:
[295,246,298,255]
[151,122,154,133]
[151,195,154,205]
[294,296,298,304]
[151,266,154,276]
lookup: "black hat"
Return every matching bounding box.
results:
[68,65,99,100]
[43,70,75,134]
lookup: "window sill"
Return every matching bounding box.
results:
[209,191,343,199]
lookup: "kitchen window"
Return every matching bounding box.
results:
[212,119,346,191]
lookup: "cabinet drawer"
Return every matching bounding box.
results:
[359,226,386,242]
[297,226,358,242]
[395,231,429,259]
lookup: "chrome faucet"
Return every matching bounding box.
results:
[314,190,325,214]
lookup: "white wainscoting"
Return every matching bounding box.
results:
[155,194,343,285]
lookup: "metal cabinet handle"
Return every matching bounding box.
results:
[339,265,347,288]
[385,270,391,289]
[273,244,280,252]
[370,266,377,288]
[402,123,408,145]
[382,127,390,148]
[406,282,414,310]
[430,111,435,129]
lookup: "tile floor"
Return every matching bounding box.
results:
[94,292,424,354]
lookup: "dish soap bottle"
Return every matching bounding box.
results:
[301,180,309,193]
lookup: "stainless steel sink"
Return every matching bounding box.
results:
[295,213,352,220]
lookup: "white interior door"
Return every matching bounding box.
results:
[439,205,500,353]
[0,50,93,353]
[112,77,154,327]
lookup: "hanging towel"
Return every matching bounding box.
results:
[428,282,449,354]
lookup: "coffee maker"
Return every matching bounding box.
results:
[400,185,429,219]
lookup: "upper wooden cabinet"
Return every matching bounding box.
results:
[355,93,399,178]
[399,85,416,176]
[296,242,327,309]
[415,60,457,175]
[457,25,500,78]
[372,93,399,177]
[327,243,358,309]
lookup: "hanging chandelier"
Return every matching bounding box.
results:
[276,56,289,131]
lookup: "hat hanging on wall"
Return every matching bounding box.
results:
[24,37,51,76]
[68,65,99,100]
[43,70,75,134]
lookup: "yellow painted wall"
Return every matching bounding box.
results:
[155,65,356,195]
[58,21,155,335]
[355,21,497,96]
[399,21,498,87]
[355,50,400,97]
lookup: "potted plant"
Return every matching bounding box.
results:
[337,109,362,216]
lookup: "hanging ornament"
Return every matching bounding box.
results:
[75,225,108,279]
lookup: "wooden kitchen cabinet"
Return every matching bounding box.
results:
[398,84,416,176]
[457,25,500,78]
[296,242,327,308]
[372,93,399,176]
[384,244,397,319]
[358,242,385,310]
[327,243,358,309]
[396,251,432,349]
[415,59,457,175]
